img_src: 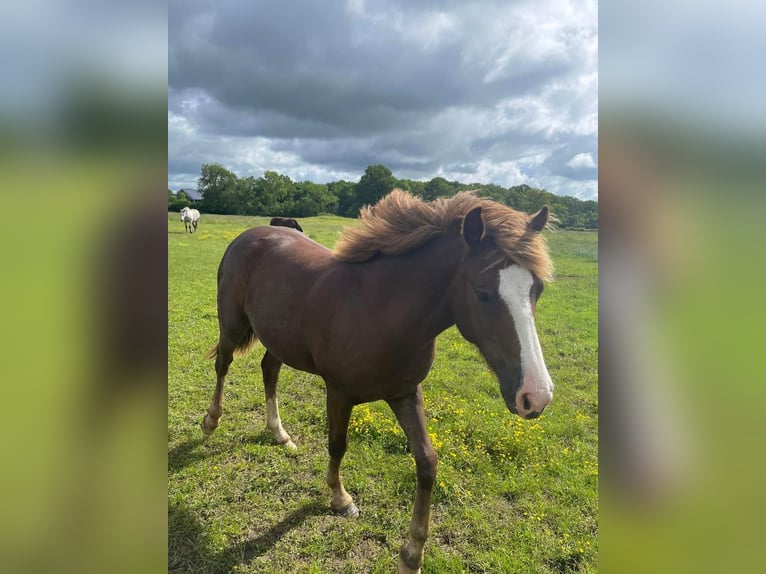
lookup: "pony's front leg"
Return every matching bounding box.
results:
[325,388,358,517]
[388,386,437,574]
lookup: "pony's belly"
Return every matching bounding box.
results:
[318,343,436,403]
[255,329,319,374]
[281,356,320,375]
[265,345,319,375]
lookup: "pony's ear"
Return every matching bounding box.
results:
[529,205,549,232]
[462,206,484,248]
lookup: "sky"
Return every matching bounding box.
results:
[169,0,598,200]
[600,0,766,138]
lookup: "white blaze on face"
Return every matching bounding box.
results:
[498,265,554,413]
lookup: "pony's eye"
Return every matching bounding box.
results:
[475,289,491,303]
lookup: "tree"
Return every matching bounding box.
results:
[189,163,597,228]
[404,179,426,198]
[329,180,356,217]
[198,163,239,214]
[234,176,258,215]
[423,177,454,201]
[254,171,296,215]
[349,165,397,216]
[168,189,190,212]
[291,182,337,217]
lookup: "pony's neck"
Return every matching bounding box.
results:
[365,233,466,346]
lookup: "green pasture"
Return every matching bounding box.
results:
[168,213,598,573]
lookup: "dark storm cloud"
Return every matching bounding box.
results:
[273,136,443,175]
[169,0,597,198]
[541,140,598,182]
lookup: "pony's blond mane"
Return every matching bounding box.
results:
[333,189,553,280]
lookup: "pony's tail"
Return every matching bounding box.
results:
[205,330,259,360]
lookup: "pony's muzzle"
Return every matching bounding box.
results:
[515,388,552,420]
[498,369,553,419]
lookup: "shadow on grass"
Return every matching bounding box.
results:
[243,430,281,446]
[169,429,299,475]
[167,437,207,473]
[169,500,327,573]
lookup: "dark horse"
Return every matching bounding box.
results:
[202,190,553,573]
[269,216,303,232]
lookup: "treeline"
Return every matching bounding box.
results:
[168,163,597,229]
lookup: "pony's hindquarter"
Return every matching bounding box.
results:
[201,226,325,444]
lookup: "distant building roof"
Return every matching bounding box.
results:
[178,188,202,201]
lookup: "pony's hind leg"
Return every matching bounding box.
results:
[201,316,253,436]
[325,388,358,517]
[262,351,296,449]
[201,339,236,436]
[202,267,258,436]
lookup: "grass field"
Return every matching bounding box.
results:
[168,212,598,573]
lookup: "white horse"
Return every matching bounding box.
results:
[180,206,201,234]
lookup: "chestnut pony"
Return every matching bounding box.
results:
[202,190,553,573]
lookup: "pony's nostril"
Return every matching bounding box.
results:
[522,394,531,412]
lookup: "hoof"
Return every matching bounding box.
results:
[333,502,359,518]
[397,556,421,574]
[201,416,218,437]
[281,439,297,450]
[398,548,422,574]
